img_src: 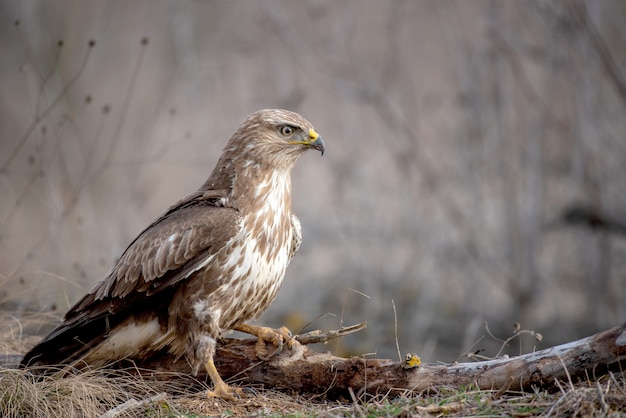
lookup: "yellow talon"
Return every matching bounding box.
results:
[235,323,299,360]
[205,357,243,400]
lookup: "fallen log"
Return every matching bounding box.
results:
[7,322,626,398]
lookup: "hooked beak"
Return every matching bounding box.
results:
[304,129,325,156]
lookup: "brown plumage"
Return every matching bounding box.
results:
[21,109,325,398]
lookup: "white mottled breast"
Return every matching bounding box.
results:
[194,169,295,333]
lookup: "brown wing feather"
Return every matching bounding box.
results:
[70,190,233,311]
[21,190,241,367]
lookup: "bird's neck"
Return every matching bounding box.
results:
[234,167,294,257]
[235,166,292,216]
[200,158,294,217]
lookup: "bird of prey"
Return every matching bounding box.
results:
[21,109,325,399]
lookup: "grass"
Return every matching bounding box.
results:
[1,367,170,418]
[2,312,626,416]
[3,313,626,417]
[2,355,625,417]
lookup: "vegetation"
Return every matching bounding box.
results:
[1,365,624,417]
[3,315,624,417]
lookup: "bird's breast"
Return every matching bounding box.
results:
[201,209,293,332]
[192,171,296,332]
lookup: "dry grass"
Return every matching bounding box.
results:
[1,367,172,418]
[3,313,625,418]
[1,366,625,417]
[0,364,339,417]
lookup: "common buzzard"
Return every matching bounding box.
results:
[21,109,325,399]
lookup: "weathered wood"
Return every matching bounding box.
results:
[10,322,626,398]
[170,322,626,397]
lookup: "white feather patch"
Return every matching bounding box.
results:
[85,319,173,362]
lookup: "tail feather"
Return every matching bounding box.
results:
[21,281,177,370]
[20,314,116,369]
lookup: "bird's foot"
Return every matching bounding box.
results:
[204,356,247,401]
[206,380,245,401]
[235,324,300,360]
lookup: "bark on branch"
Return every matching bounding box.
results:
[7,322,626,398]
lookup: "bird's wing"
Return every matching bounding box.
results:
[73,189,239,315]
[21,190,241,365]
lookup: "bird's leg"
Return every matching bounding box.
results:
[234,323,300,360]
[205,356,243,400]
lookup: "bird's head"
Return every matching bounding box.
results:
[203,109,325,196]
[225,109,325,170]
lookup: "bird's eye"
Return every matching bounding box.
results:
[279,125,295,137]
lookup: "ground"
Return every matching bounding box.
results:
[2,330,625,417]
[1,367,625,417]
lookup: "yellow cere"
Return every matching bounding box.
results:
[308,129,319,142]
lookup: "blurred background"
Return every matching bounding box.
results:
[1,0,625,362]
